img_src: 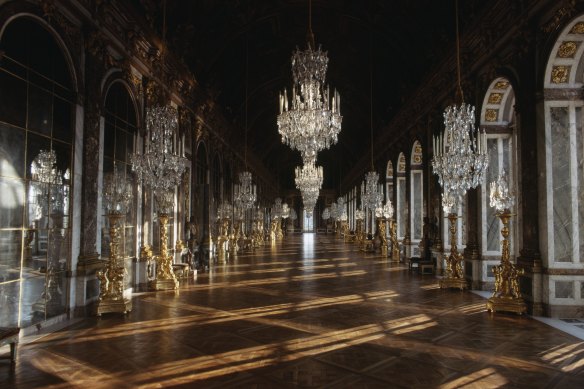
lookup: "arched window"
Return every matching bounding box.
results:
[396,153,406,239]
[542,16,584,304]
[479,77,517,262]
[386,160,394,205]
[410,141,423,255]
[0,17,75,327]
[102,82,138,268]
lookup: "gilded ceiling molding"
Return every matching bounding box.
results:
[542,0,577,33]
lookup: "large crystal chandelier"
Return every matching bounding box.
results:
[271,197,284,219]
[131,105,189,212]
[295,161,323,215]
[234,171,257,210]
[361,171,383,211]
[277,0,342,164]
[432,103,488,205]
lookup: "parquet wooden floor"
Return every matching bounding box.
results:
[2,234,583,388]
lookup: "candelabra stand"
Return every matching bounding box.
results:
[486,216,526,315]
[439,213,468,290]
[216,218,230,262]
[150,212,179,290]
[270,218,278,242]
[230,219,241,255]
[390,219,400,262]
[276,218,284,240]
[355,218,364,247]
[96,213,132,315]
[32,211,64,317]
[377,217,388,256]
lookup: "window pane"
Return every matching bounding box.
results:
[0,123,26,178]
[27,84,53,136]
[53,97,72,142]
[0,70,27,128]
[550,107,572,262]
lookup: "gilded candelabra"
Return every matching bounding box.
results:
[375,201,394,257]
[97,213,132,315]
[355,213,364,247]
[486,172,526,314]
[131,105,188,291]
[390,219,400,262]
[439,212,467,290]
[96,164,133,314]
[151,211,179,290]
[30,150,65,317]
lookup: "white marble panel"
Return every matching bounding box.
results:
[550,106,572,262]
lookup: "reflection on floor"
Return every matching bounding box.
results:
[2,234,584,388]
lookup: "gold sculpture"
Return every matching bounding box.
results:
[96,213,132,315]
[355,218,364,247]
[150,212,179,290]
[439,213,468,290]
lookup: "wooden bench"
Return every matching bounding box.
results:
[419,262,435,275]
[0,327,19,364]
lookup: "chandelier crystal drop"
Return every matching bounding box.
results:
[432,103,488,207]
[234,171,257,210]
[131,105,189,212]
[361,171,383,211]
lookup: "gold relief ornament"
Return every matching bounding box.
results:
[570,21,584,34]
[488,93,503,104]
[485,109,498,122]
[557,41,579,58]
[551,65,570,84]
[494,80,509,90]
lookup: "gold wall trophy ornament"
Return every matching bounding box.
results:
[486,172,526,314]
[439,212,468,290]
[97,165,133,315]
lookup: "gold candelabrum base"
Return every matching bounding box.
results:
[149,213,179,291]
[216,218,230,262]
[487,210,526,315]
[390,219,400,262]
[96,213,132,315]
[276,218,284,239]
[378,217,388,257]
[439,213,468,290]
[355,219,364,247]
[230,220,241,255]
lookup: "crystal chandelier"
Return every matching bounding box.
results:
[295,161,323,215]
[277,0,342,163]
[489,170,514,212]
[271,197,284,219]
[355,208,364,220]
[375,200,394,219]
[322,207,330,221]
[131,105,189,212]
[31,149,65,214]
[361,171,383,211]
[234,171,257,210]
[103,163,133,215]
[217,201,233,220]
[432,103,488,206]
